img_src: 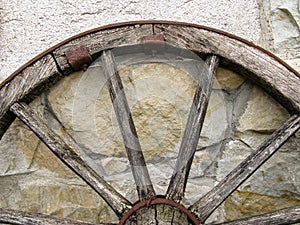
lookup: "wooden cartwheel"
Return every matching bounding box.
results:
[0,21,299,224]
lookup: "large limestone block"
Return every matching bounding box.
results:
[216,140,253,182]
[225,190,300,221]
[237,86,289,132]
[214,67,245,91]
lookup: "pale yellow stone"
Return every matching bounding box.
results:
[94,63,197,161]
[33,63,197,162]
[132,96,182,161]
[225,190,300,221]
[47,71,83,137]
[214,67,245,90]
[6,117,75,178]
[237,86,290,132]
[193,151,209,164]
[17,184,117,223]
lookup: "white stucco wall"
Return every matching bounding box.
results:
[2,0,299,83]
[0,1,299,223]
[0,0,262,82]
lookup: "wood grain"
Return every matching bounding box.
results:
[10,102,132,218]
[166,55,219,202]
[123,204,194,225]
[154,24,300,113]
[1,22,300,224]
[0,55,61,139]
[190,114,300,223]
[101,50,155,200]
[53,24,153,74]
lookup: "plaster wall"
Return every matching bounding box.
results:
[0,0,299,224]
[2,0,299,80]
[1,0,261,81]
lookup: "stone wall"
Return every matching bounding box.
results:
[0,0,299,224]
[1,48,299,224]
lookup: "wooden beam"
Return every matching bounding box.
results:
[166,55,219,202]
[0,55,61,139]
[10,102,132,218]
[154,24,300,113]
[53,24,153,74]
[101,50,155,200]
[190,115,300,223]
[0,208,115,225]
[213,206,300,225]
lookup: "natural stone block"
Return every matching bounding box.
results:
[216,140,253,182]
[16,184,118,223]
[237,86,289,132]
[198,91,228,148]
[214,67,245,91]
[225,190,300,221]
[101,158,129,176]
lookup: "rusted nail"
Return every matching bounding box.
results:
[142,34,165,55]
[65,46,92,71]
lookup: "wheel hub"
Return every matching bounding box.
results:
[118,196,200,225]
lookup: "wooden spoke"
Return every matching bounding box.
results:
[0,208,113,225]
[101,50,155,200]
[10,102,132,218]
[190,114,300,223]
[166,55,219,202]
[212,206,300,225]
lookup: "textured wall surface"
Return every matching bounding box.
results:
[0,0,300,224]
[1,1,299,78]
[1,53,298,223]
[0,0,261,81]
[258,0,300,71]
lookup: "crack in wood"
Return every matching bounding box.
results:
[101,50,155,200]
[167,55,219,202]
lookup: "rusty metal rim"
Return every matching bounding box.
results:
[1,20,299,89]
[118,196,200,225]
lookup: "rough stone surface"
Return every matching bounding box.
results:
[213,68,245,91]
[258,0,300,71]
[216,140,253,182]
[1,1,300,224]
[237,86,290,133]
[2,50,299,224]
[225,190,300,221]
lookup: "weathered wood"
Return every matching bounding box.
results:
[1,22,300,224]
[53,24,153,74]
[119,197,199,225]
[0,55,61,140]
[213,205,300,225]
[101,50,155,200]
[10,102,132,218]
[124,205,194,225]
[0,208,115,225]
[154,24,300,113]
[166,55,219,202]
[190,114,300,223]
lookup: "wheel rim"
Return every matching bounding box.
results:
[0,21,299,225]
